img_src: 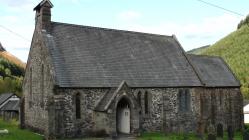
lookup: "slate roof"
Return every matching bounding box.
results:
[44,22,202,87]
[0,100,20,111]
[188,55,240,87]
[95,81,136,112]
[95,88,117,111]
[0,93,13,105]
[33,0,53,11]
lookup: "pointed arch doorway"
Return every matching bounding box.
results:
[116,98,131,134]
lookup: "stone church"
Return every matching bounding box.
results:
[21,0,243,139]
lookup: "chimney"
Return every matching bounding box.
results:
[34,0,53,31]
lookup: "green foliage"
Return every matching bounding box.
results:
[245,124,249,131]
[201,25,249,99]
[0,77,23,96]
[237,20,244,29]
[0,118,43,140]
[188,45,210,55]
[0,57,24,96]
[0,57,24,77]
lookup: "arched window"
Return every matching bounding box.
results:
[76,93,81,119]
[30,67,32,100]
[200,94,204,115]
[178,89,184,111]
[179,89,190,111]
[144,91,149,114]
[29,67,33,108]
[219,91,222,106]
[137,91,142,106]
[41,64,44,107]
[185,89,190,111]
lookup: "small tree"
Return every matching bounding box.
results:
[237,20,244,29]
[237,14,249,29]
[245,15,249,25]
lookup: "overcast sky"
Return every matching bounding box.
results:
[0,0,248,62]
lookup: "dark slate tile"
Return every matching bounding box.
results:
[44,22,203,87]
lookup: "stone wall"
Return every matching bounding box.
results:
[52,87,201,138]
[23,79,243,139]
[131,88,199,133]
[194,88,243,134]
[124,87,242,134]
[131,88,165,132]
[53,87,140,138]
[53,88,108,138]
[22,29,55,134]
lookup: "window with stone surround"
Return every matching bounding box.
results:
[76,93,81,119]
[30,68,32,98]
[137,91,142,106]
[219,91,222,106]
[41,64,44,107]
[29,67,33,108]
[178,89,191,112]
[200,94,204,115]
[144,91,150,114]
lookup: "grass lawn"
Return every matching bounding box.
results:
[61,132,243,140]
[0,119,243,140]
[0,118,43,140]
[138,132,243,140]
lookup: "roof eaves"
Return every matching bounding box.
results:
[0,93,14,105]
[41,30,58,86]
[104,81,128,110]
[218,57,241,87]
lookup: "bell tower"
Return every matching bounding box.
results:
[33,0,53,31]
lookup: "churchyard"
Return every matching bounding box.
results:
[0,118,245,140]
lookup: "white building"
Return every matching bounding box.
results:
[244,102,249,124]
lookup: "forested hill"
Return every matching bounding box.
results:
[188,22,249,98]
[187,45,210,55]
[0,42,25,96]
[0,43,25,68]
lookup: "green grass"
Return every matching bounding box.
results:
[138,132,242,140]
[0,118,243,140]
[0,118,43,140]
[188,45,210,55]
